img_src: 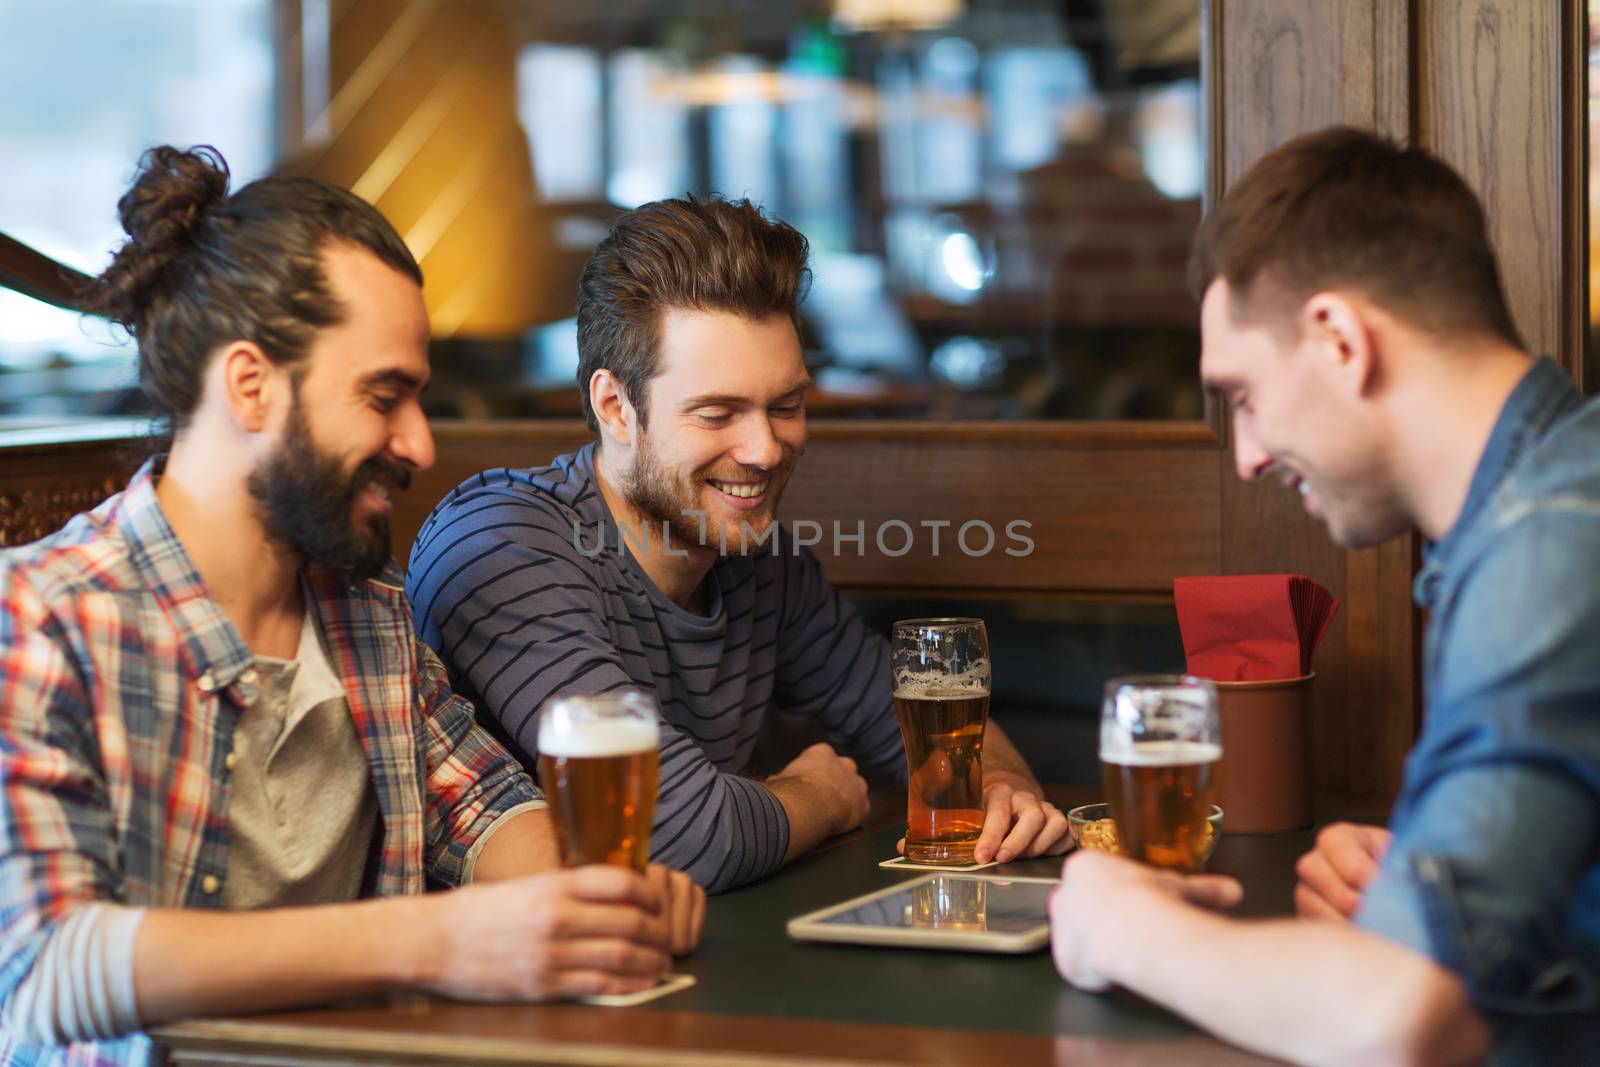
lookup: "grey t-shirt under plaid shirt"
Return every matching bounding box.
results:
[406,443,906,893]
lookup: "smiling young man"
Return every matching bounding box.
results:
[406,196,1068,893]
[1048,127,1599,1065]
[0,147,701,1067]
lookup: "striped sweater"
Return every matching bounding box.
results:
[406,444,906,892]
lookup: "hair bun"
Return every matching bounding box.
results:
[118,145,230,245]
[88,145,231,327]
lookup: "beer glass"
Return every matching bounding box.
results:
[892,618,991,864]
[536,691,661,873]
[1099,675,1221,873]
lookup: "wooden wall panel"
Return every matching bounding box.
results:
[0,435,144,548]
[1214,0,1584,815]
[394,422,1223,598]
[1417,0,1572,366]
[1216,0,1419,818]
[1220,1,1378,172]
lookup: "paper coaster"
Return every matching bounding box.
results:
[577,972,696,1007]
[879,855,999,872]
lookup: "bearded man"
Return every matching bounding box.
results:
[0,146,701,1067]
[406,196,1068,893]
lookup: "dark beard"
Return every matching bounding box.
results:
[247,402,412,579]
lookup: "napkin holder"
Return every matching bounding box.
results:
[1214,673,1313,833]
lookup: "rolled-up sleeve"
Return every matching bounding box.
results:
[0,566,125,1028]
[1359,510,1600,1020]
[414,637,541,888]
[1356,763,1599,1016]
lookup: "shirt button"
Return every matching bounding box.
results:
[197,672,216,693]
[225,751,238,771]
[200,874,220,895]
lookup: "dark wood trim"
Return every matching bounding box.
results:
[1202,0,1227,441]
[1204,0,1226,217]
[1561,0,1589,389]
[413,418,1220,449]
[157,1009,1280,1067]
[0,232,93,312]
[833,585,1178,606]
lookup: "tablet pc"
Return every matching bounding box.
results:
[786,873,1056,953]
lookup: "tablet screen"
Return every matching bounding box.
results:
[814,875,1052,935]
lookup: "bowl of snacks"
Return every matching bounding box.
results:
[1066,802,1223,863]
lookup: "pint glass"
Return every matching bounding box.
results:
[1099,675,1221,873]
[892,618,991,865]
[536,691,661,873]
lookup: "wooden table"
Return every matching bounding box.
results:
[155,788,1310,1066]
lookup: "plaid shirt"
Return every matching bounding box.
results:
[0,460,538,1066]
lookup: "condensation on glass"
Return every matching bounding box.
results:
[0,1,1206,424]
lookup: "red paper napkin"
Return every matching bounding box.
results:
[1174,575,1340,681]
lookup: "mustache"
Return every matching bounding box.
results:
[704,468,776,482]
[352,454,412,495]
[700,457,797,484]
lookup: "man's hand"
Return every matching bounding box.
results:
[773,742,871,838]
[1049,850,1243,992]
[425,866,673,1001]
[893,784,1071,864]
[971,781,1070,864]
[1293,822,1391,921]
[647,863,706,956]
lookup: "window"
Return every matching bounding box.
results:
[0,0,274,419]
[6,1,1208,423]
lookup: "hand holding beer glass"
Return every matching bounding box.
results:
[537,691,705,963]
[892,618,990,865]
[1099,676,1221,873]
[537,691,661,872]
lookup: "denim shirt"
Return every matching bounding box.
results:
[1355,359,1600,1040]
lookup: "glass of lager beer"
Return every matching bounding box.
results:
[892,618,991,865]
[536,691,661,873]
[1099,675,1221,873]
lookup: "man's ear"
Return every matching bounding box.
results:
[1301,292,1377,397]
[215,341,289,433]
[589,369,638,449]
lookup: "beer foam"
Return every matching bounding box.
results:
[893,661,991,698]
[538,716,659,758]
[1099,740,1222,766]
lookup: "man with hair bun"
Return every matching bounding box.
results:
[1049,126,1599,1065]
[0,145,703,1066]
[406,195,1070,894]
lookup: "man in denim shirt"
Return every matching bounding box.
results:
[1049,126,1597,1066]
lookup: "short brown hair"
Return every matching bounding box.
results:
[1187,126,1521,348]
[576,195,811,433]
